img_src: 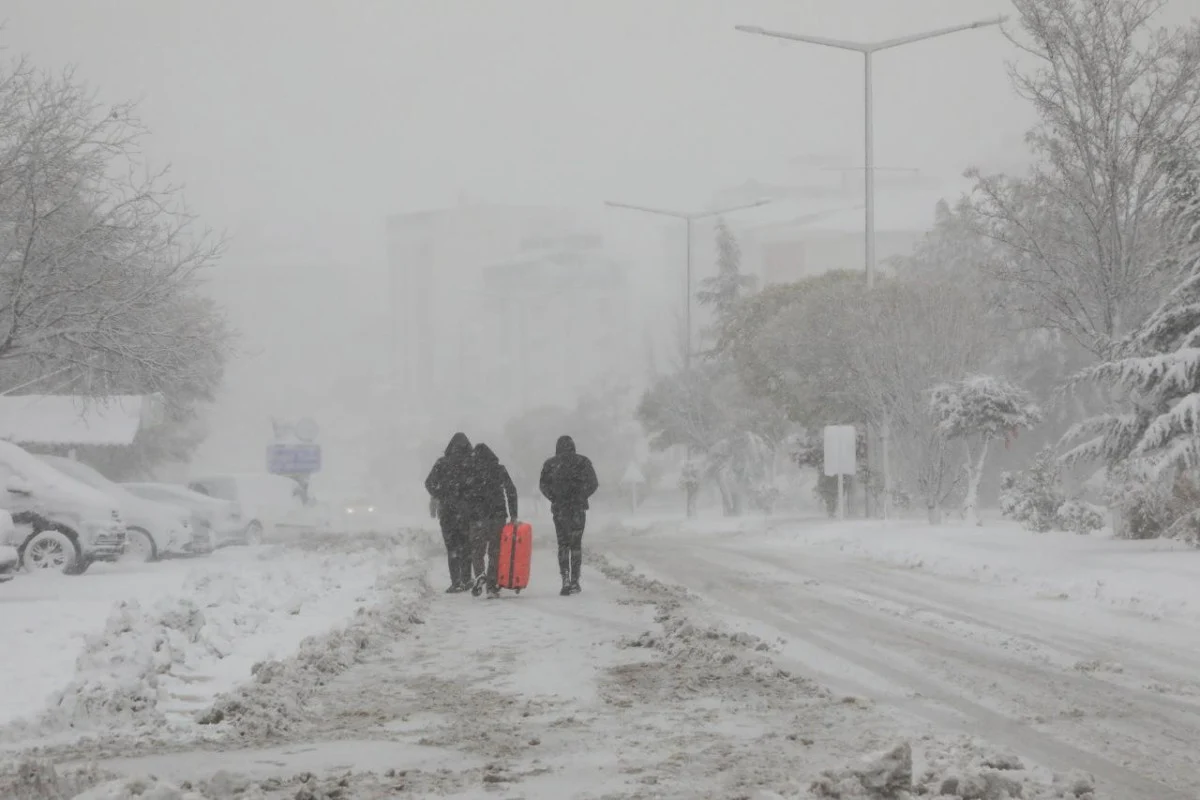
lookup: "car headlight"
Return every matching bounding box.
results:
[345,507,355,514]
[367,506,375,513]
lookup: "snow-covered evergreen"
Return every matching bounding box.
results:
[1060,162,1200,542]
[697,218,756,327]
[930,375,1043,526]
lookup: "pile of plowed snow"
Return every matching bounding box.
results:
[0,532,430,745]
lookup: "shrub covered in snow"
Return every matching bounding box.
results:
[1055,499,1106,535]
[1105,467,1200,543]
[1000,447,1066,533]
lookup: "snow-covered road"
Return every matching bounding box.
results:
[2,519,1188,798]
[605,525,1200,799]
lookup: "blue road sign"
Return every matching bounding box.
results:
[267,444,321,475]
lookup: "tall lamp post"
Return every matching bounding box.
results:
[734,17,1006,290]
[734,16,1006,520]
[605,197,770,518]
[604,198,770,369]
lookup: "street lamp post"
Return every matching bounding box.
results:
[604,198,770,369]
[734,16,1006,290]
[735,16,1006,521]
[605,197,770,518]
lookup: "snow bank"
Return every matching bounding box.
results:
[0,531,431,744]
[193,546,430,741]
[811,738,1095,799]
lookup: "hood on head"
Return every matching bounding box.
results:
[446,432,471,457]
[555,435,576,455]
[473,443,498,463]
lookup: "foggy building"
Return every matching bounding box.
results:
[384,201,639,444]
[466,232,635,423]
[384,202,579,425]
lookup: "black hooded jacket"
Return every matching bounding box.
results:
[539,436,599,512]
[465,443,519,522]
[425,433,473,516]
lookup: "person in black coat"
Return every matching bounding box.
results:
[424,432,474,593]
[464,442,518,599]
[539,435,598,595]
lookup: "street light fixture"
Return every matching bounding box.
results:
[735,16,1006,522]
[734,16,1007,289]
[604,197,771,369]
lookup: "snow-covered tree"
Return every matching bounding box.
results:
[0,57,230,400]
[696,218,756,329]
[843,277,999,521]
[967,0,1200,356]
[636,361,787,516]
[1060,160,1200,541]
[930,375,1043,526]
[1000,446,1067,533]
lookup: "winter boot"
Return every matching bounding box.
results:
[569,580,582,594]
[560,574,572,596]
[486,585,501,599]
[471,575,484,597]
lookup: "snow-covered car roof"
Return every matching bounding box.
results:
[0,441,117,510]
[124,482,233,511]
[40,455,189,523]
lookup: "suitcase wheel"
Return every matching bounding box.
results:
[514,588,521,595]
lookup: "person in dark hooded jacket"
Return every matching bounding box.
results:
[464,442,518,599]
[539,435,598,595]
[424,432,474,593]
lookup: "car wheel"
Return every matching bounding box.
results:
[22,530,81,575]
[121,527,158,563]
[245,520,264,545]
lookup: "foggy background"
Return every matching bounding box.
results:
[7,0,1195,503]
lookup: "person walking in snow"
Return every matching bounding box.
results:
[539,435,598,596]
[424,432,475,593]
[464,442,518,599]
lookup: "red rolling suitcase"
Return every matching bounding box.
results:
[497,520,532,593]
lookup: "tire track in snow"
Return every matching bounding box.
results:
[607,536,1197,800]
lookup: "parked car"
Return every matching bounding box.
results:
[122,481,249,547]
[186,473,324,542]
[0,510,17,583]
[40,456,210,562]
[0,440,125,574]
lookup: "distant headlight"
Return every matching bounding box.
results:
[345,507,354,514]
[367,506,375,513]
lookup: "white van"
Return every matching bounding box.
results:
[41,456,209,561]
[186,473,323,542]
[0,441,126,574]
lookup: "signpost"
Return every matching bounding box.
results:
[823,425,856,520]
[267,443,322,475]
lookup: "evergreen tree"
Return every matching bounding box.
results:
[697,218,756,334]
[1060,162,1200,541]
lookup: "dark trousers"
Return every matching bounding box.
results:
[439,510,470,587]
[471,517,503,589]
[553,507,586,583]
